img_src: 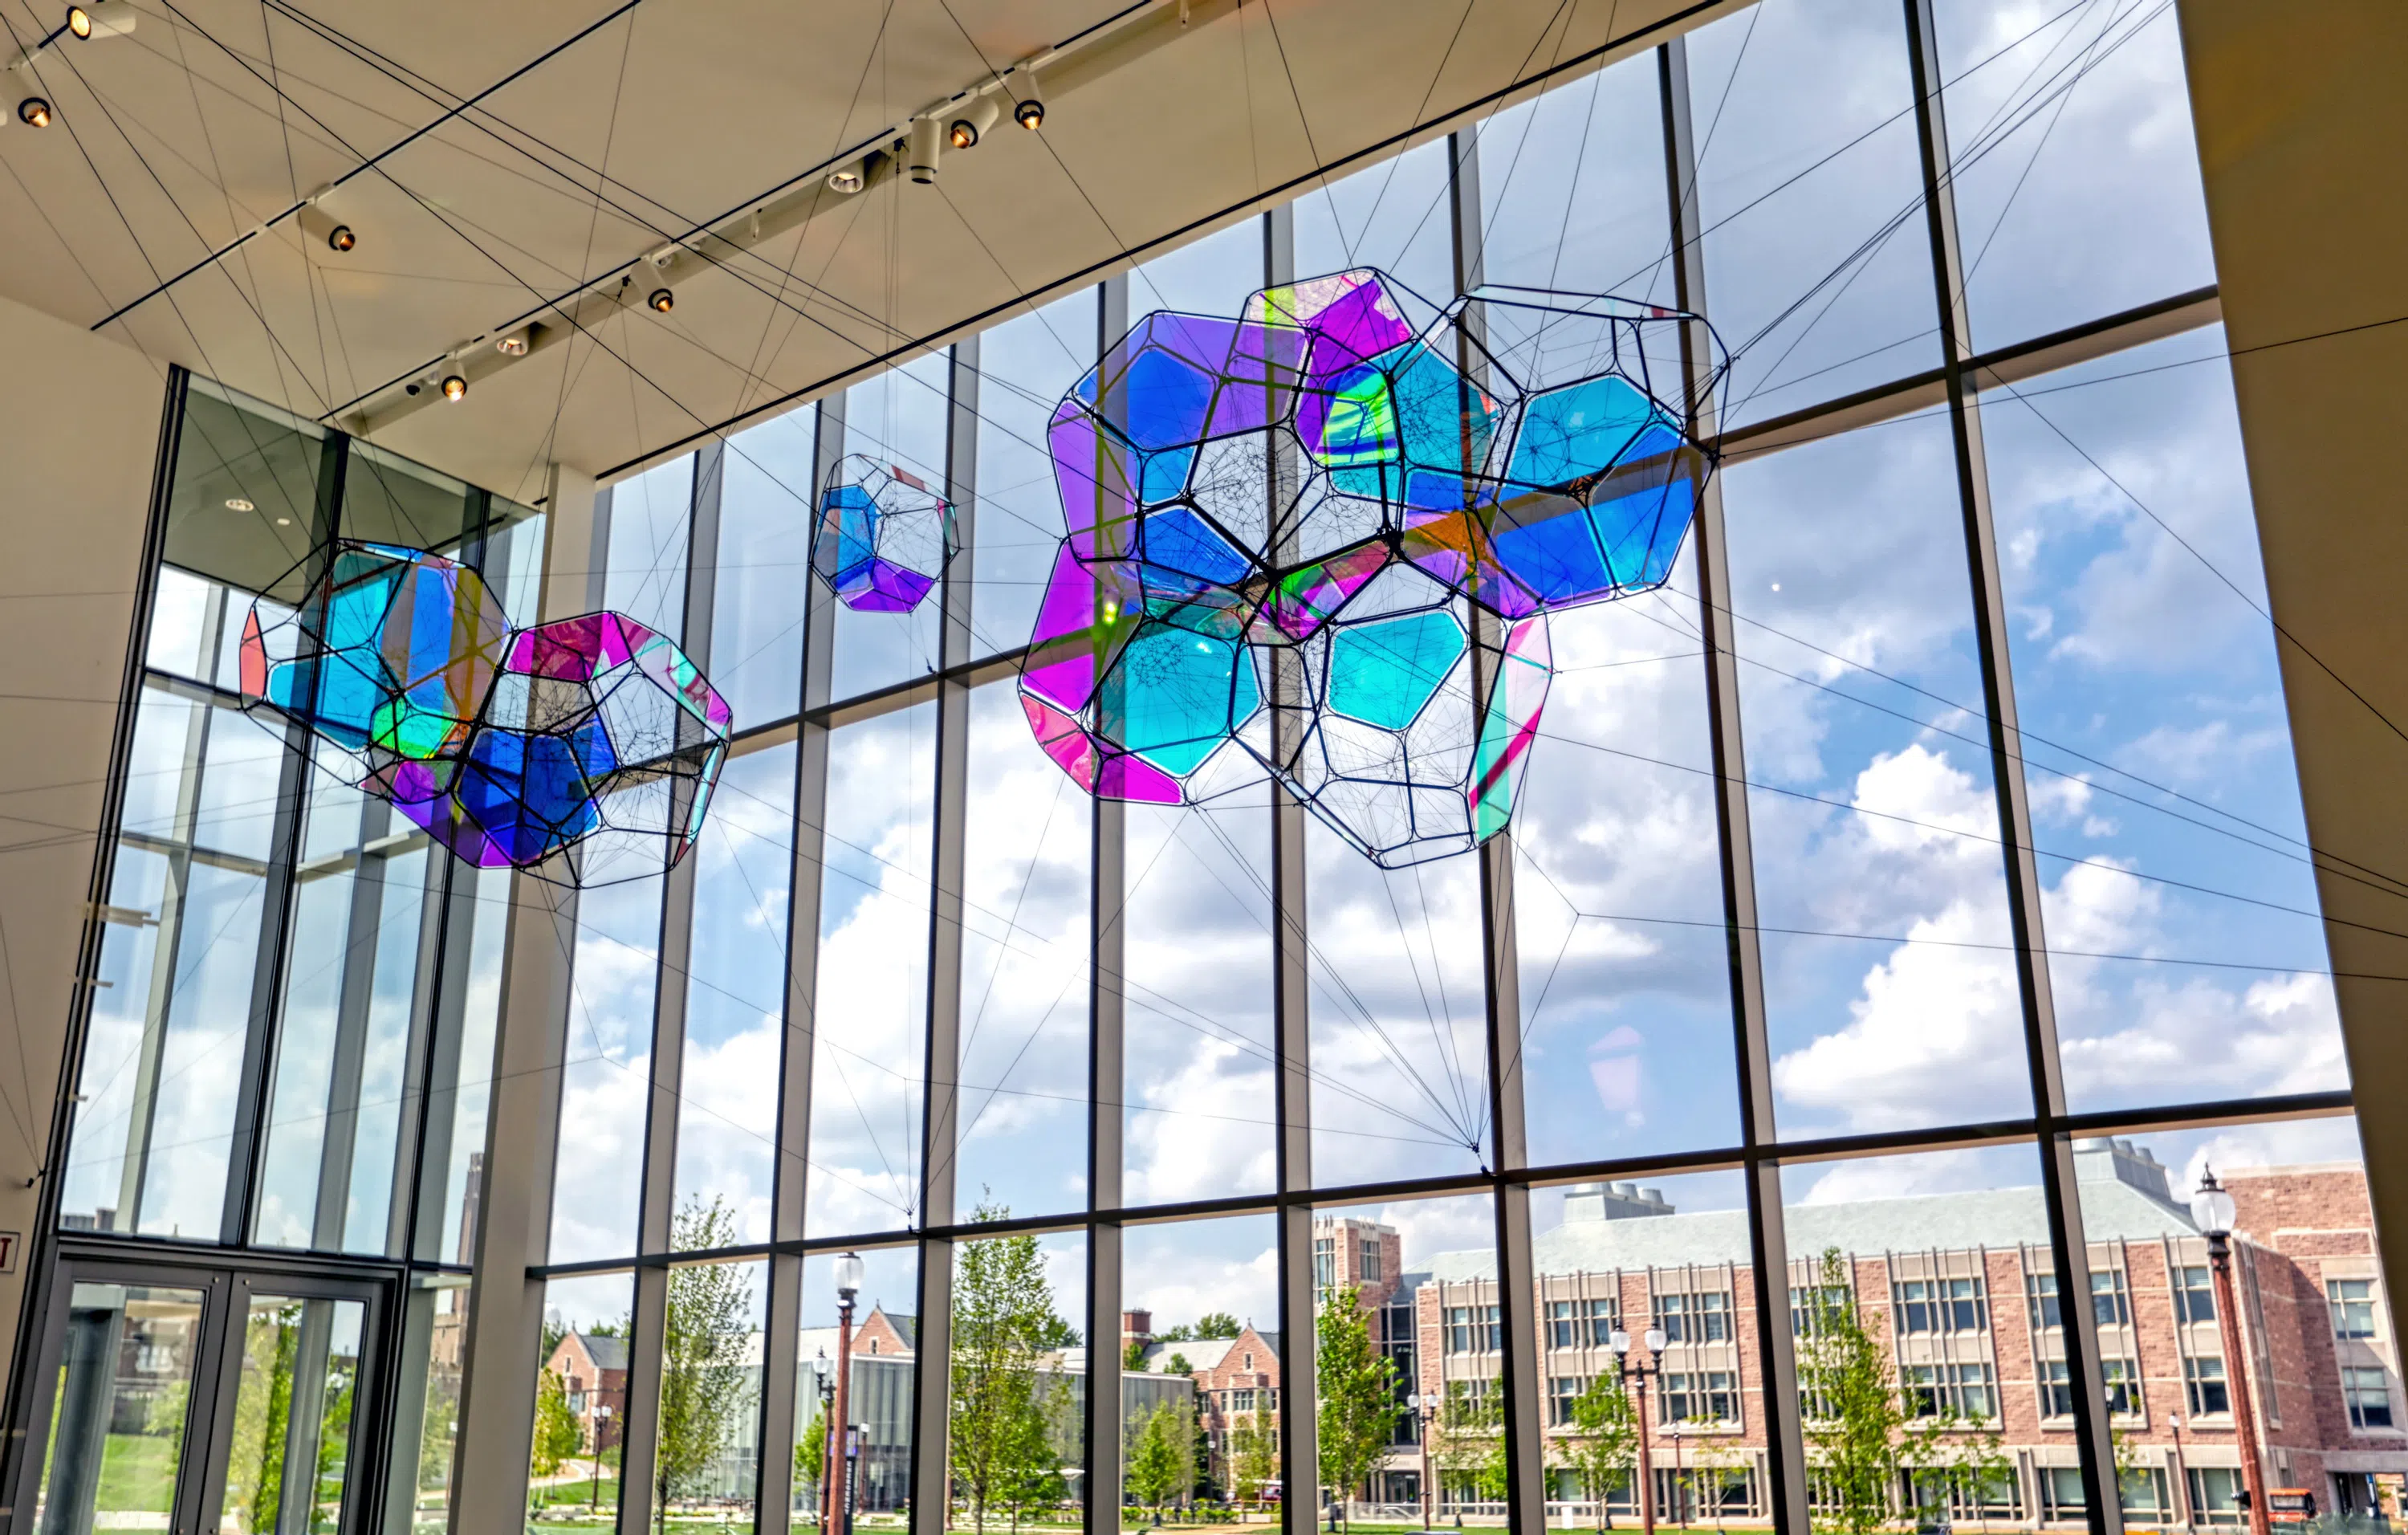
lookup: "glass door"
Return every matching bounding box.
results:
[17,1263,383,1535]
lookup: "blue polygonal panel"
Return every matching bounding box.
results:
[1507,374,1666,487]
[1328,609,1466,731]
[1108,623,1261,776]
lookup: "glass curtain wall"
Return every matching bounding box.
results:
[534,3,2386,1531]
[35,2,2398,1534]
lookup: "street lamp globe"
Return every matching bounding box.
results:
[835,1250,866,1301]
[1644,1328,1669,1354]
[2190,1171,2237,1236]
[1608,1330,1631,1354]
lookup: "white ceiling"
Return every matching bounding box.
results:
[0,0,1729,499]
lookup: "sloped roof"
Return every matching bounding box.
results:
[572,1332,630,1373]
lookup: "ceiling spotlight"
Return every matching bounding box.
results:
[648,288,674,314]
[949,95,999,150]
[67,2,133,39]
[826,161,866,195]
[297,203,355,254]
[495,328,530,356]
[441,374,466,401]
[906,116,942,185]
[224,497,254,512]
[17,97,51,128]
[1013,70,1044,130]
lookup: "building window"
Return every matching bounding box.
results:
[2040,1468,2088,1522]
[1791,1283,1852,1338]
[1659,1372,1738,1425]
[2345,1366,2394,1429]
[2027,1273,2061,1330]
[2121,1469,2170,1517]
[2189,1468,2248,1526]
[1547,1376,1586,1425]
[2039,1361,2074,1419]
[2184,1356,2229,1415]
[2102,1358,2141,1416]
[1547,1301,1580,1348]
[1314,1237,1335,1290]
[1360,1239,1382,1281]
[1444,1305,1501,1354]
[1586,1297,1619,1343]
[2330,1278,2380,1340]
[1655,1292,1730,1344]
[1230,1387,1255,1412]
[1904,1363,1996,1420]
[2174,1265,2216,1325]
[1896,1277,1985,1334]
[1543,1299,1622,1348]
[2091,1268,2130,1326]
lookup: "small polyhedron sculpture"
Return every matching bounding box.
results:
[814,454,958,613]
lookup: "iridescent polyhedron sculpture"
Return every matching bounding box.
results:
[239,541,730,885]
[814,454,958,613]
[1017,267,1723,865]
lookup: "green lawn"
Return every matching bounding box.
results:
[96,1433,178,1514]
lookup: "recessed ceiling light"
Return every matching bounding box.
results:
[18,98,53,128]
[275,517,291,526]
[225,497,254,512]
[649,288,674,314]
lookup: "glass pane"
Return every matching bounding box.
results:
[1935,0,2216,350]
[604,458,695,643]
[1294,140,1457,303]
[1784,1146,2037,1529]
[967,294,1097,662]
[1307,824,1488,1185]
[1122,785,1275,1207]
[343,442,474,554]
[1122,1215,1278,1516]
[1983,328,2342,1113]
[1515,548,1739,1167]
[1131,218,1263,316]
[396,1277,472,1535]
[833,353,953,701]
[415,864,511,1267]
[808,706,936,1237]
[645,1256,766,1532]
[1719,411,2024,1138]
[673,743,796,1248]
[1316,1193,1489,1521]
[1689,0,1939,425]
[535,1275,635,1532]
[716,409,816,729]
[796,1248,918,1528]
[33,1283,207,1535]
[551,865,665,1264]
[945,1226,1085,1532]
[157,384,327,681]
[1527,1171,1754,1529]
[217,1293,367,1535]
[955,682,1091,1221]
[1475,51,1674,305]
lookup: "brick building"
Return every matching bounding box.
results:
[545,1330,629,1456]
[1389,1139,2404,1525]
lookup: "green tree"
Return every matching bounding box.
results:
[1165,1352,1194,1377]
[951,1199,1068,1533]
[1797,1249,1902,1535]
[1316,1287,1399,1529]
[1430,1380,1508,1510]
[1125,1338,1152,1370]
[796,1399,828,1509]
[1194,1313,1241,1340]
[533,1367,586,1481]
[1229,1418,1279,1510]
[654,1198,754,1534]
[1564,1369,1637,1530]
[1131,1401,1196,1517]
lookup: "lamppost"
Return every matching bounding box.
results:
[1405,1394,1440,1530]
[828,1252,866,1535]
[2190,1171,2271,1535]
[816,1350,837,1535]
[1608,1329,1668,1535]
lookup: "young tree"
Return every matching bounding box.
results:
[951,1199,1068,1533]
[655,1199,755,1534]
[796,1399,829,1509]
[1430,1380,1509,1511]
[1131,1401,1196,1517]
[533,1367,587,1481]
[1126,1338,1153,1371]
[1796,1248,1902,1535]
[1229,1417,1279,1510]
[1564,1370,1637,1530]
[1194,1313,1242,1340]
[1316,1287,1399,1529]
[1165,1352,1194,1377]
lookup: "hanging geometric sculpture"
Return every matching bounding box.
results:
[1016,267,1723,867]
[238,539,730,886]
[813,453,958,613]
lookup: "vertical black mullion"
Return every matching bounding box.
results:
[1658,36,1808,1535]
[1896,2,2118,1528]
[223,427,350,1247]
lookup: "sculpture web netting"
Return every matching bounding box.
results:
[815,452,958,613]
[239,539,730,886]
[1018,267,1724,867]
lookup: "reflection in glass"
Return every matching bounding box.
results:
[808,708,936,1237]
[1983,331,2342,1113]
[956,685,1090,1220]
[673,746,795,1248]
[1720,413,2023,1138]
[968,295,1097,659]
[218,1293,366,1535]
[33,1284,206,1535]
